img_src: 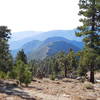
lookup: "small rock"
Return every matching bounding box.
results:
[63,94,70,98]
[76,77,82,80]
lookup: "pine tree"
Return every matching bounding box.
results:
[0,26,12,73]
[52,58,60,76]
[77,51,88,76]
[76,0,100,83]
[58,52,68,77]
[12,50,32,86]
[67,49,77,71]
[29,60,37,77]
[11,60,32,86]
[16,49,27,64]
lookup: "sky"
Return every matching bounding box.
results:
[0,0,80,32]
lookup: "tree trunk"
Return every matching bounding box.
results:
[89,0,95,84]
[25,83,28,87]
[90,64,95,83]
[64,66,67,78]
[64,62,67,78]
[90,71,94,83]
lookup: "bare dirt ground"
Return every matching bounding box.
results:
[0,78,100,100]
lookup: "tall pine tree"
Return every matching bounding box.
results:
[76,0,100,83]
[0,26,12,73]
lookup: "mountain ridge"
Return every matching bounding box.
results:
[9,29,82,50]
[11,36,83,60]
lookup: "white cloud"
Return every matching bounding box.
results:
[0,0,80,32]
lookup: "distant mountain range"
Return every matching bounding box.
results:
[9,30,82,50]
[10,36,83,60]
[28,37,82,60]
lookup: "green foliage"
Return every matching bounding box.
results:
[0,71,7,79]
[0,26,13,73]
[29,60,38,77]
[30,51,79,79]
[77,51,88,76]
[10,49,33,86]
[16,49,27,64]
[56,50,78,77]
[10,60,32,86]
[78,66,87,77]
[76,0,100,50]
[8,67,17,79]
[67,49,78,70]
[51,58,60,76]
[49,73,56,80]
[24,70,32,86]
[76,0,100,83]
[56,52,68,77]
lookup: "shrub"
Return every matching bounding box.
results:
[8,66,18,79]
[20,66,32,87]
[0,71,7,79]
[49,74,56,80]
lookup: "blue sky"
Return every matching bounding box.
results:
[0,0,81,32]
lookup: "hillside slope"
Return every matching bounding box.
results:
[9,30,82,50]
[11,37,82,60]
[29,37,80,60]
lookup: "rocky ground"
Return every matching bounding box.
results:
[0,77,100,100]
